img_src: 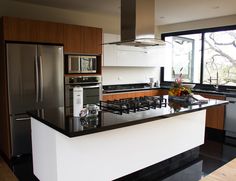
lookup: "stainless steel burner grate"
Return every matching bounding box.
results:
[100,96,167,115]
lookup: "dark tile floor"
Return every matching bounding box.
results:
[10,134,236,181]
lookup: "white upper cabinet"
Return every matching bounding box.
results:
[103,33,119,66]
[103,33,165,67]
[116,46,147,67]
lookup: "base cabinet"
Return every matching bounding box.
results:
[102,89,166,101]
[200,93,226,130]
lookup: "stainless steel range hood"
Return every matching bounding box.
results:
[106,0,165,47]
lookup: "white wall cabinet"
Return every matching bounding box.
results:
[103,33,165,67]
[103,33,119,66]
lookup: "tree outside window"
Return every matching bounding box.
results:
[203,30,236,86]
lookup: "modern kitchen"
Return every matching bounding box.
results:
[0,0,236,181]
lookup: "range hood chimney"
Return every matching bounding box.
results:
[107,0,165,47]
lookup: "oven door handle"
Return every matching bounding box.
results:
[81,85,100,89]
[67,85,100,89]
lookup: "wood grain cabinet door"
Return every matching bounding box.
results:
[200,93,226,130]
[63,24,102,54]
[81,26,102,54]
[63,24,83,53]
[35,21,63,43]
[3,17,63,43]
[102,90,160,101]
[3,16,37,42]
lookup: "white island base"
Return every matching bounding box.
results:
[31,110,206,181]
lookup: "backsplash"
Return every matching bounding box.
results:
[102,67,160,85]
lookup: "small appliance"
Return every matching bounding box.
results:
[73,87,83,117]
[67,55,97,73]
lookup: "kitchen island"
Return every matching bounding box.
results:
[28,96,228,181]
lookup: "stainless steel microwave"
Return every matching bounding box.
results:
[67,55,97,73]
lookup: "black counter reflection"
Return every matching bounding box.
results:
[65,112,102,132]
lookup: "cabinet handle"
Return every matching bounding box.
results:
[16,117,30,121]
[35,56,39,103]
[39,56,44,102]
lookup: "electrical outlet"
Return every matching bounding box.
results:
[118,76,122,80]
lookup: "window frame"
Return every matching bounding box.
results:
[161,24,236,87]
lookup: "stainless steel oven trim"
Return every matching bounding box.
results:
[64,76,102,84]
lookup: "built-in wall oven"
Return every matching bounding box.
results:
[65,76,102,116]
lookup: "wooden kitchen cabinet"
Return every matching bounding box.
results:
[200,93,226,130]
[63,24,102,54]
[2,16,102,55]
[156,89,168,95]
[102,90,161,101]
[2,16,64,43]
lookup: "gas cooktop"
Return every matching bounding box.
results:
[100,96,167,115]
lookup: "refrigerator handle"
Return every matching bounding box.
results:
[15,117,30,121]
[39,56,44,102]
[34,56,39,103]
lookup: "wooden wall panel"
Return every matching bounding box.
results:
[0,19,11,159]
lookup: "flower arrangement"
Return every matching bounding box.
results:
[168,68,192,97]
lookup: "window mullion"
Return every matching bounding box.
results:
[200,32,205,84]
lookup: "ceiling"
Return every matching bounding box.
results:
[12,0,236,25]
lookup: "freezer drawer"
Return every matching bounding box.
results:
[10,115,32,157]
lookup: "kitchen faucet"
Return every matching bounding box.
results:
[208,72,219,90]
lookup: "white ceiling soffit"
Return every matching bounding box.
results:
[11,0,120,16]
[11,0,236,25]
[156,0,236,25]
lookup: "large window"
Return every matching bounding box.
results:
[162,26,236,86]
[164,34,201,83]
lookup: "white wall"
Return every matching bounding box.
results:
[102,67,160,85]
[157,14,236,35]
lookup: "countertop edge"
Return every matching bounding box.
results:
[103,87,236,97]
[27,101,228,138]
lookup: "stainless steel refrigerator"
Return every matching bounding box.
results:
[6,43,64,157]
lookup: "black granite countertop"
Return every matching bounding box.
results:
[103,84,236,97]
[28,96,228,138]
